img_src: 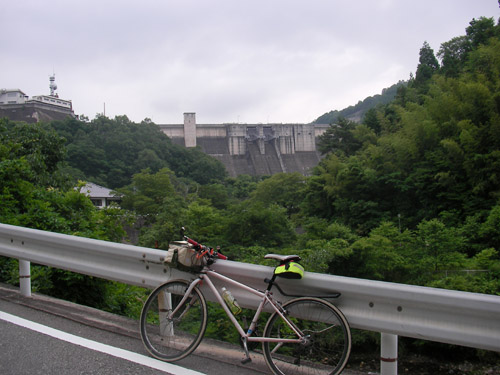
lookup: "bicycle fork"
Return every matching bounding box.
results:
[161,279,203,337]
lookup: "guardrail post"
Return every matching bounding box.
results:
[19,259,31,297]
[380,333,398,375]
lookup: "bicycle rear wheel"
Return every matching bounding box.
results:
[140,280,207,362]
[263,297,351,375]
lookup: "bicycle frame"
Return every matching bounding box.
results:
[169,268,305,345]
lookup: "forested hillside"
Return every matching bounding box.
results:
[1,15,499,369]
[311,16,500,288]
[313,80,407,124]
[0,119,127,306]
[50,115,227,189]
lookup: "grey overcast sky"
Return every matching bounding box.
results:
[1,0,499,124]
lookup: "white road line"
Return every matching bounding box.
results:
[0,311,205,375]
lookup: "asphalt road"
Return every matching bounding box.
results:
[0,283,366,375]
[0,283,273,375]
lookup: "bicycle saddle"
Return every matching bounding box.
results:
[264,254,301,263]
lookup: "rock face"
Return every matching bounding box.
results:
[159,113,329,177]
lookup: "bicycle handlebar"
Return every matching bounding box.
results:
[185,237,200,247]
[184,235,227,260]
[217,252,228,260]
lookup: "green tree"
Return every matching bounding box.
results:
[363,108,382,134]
[317,118,362,155]
[480,204,500,250]
[315,153,390,233]
[429,248,500,294]
[467,37,500,85]
[466,17,496,49]
[226,203,296,248]
[250,172,306,216]
[167,146,227,184]
[137,194,186,250]
[414,41,440,88]
[198,183,230,209]
[0,120,68,188]
[415,219,466,273]
[438,36,470,77]
[296,219,359,274]
[347,222,410,282]
[223,174,259,200]
[118,168,176,218]
[300,173,333,219]
[299,218,359,244]
[134,149,165,173]
[182,200,226,244]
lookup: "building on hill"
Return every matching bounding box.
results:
[0,75,76,123]
[159,113,330,177]
[78,182,121,208]
[0,89,29,104]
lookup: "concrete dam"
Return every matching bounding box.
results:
[159,113,330,177]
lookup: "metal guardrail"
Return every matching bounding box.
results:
[1,223,500,356]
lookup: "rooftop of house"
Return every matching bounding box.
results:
[79,182,121,199]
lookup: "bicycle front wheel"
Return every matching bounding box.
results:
[140,280,207,362]
[263,297,351,375]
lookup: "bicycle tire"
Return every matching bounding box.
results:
[140,280,207,362]
[263,297,351,375]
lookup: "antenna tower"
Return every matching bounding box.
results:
[49,74,57,96]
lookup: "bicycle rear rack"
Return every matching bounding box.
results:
[264,278,341,299]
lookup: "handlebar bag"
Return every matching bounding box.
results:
[165,241,206,273]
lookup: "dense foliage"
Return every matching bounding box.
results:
[0,119,128,306]
[50,115,227,189]
[309,16,500,294]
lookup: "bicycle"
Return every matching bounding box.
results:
[140,231,352,375]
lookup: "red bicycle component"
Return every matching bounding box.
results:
[183,231,227,260]
[186,237,199,247]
